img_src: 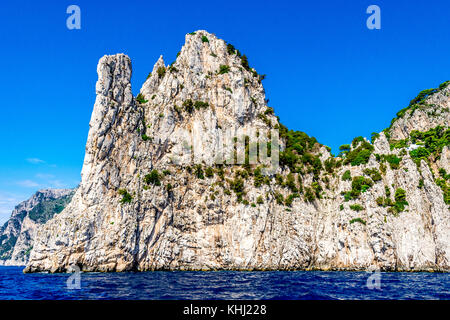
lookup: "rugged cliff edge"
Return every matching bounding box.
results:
[25,31,449,273]
[0,189,74,266]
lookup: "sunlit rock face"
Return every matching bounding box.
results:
[0,189,74,266]
[25,31,449,273]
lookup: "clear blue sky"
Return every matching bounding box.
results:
[1,0,450,223]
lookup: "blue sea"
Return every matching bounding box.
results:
[0,266,448,300]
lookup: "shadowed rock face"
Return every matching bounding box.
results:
[0,189,74,266]
[24,31,449,273]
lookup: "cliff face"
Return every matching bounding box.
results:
[0,189,74,266]
[25,31,450,273]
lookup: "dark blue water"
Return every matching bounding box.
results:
[0,266,448,300]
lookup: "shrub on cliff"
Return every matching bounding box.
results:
[157,66,166,78]
[390,139,408,150]
[218,65,230,74]
[256,196,264,204]
[409,88,437,106]
[386,81,449,130]
[376,197,384,206]
[257,113,272,127]
[385,155,401,169]
[194,165,204,179]
[136,93,148,104]
[286,173,298,192]
[264,107,274,115]
[194,101,209,109]
[311,182,323,199]
[28,193,74,224]
[304,187,315,202]
[230,177,245,202]
[380,187,409,214]
[342,170,352,181]
[226,43,237,55]
[274,192,284,205]
[205,167,214,178]
[253,167,264,187]
[301,153,322,179]
[371,132,380,144]
[435,179,450,204]
[393,188,408,212]
[241,55,250,71]
[352,136,365,148]
[183,99,194,113]
[394,188,406,203]
[343,176,373,201]
[344,140,374,166]
[285,193,299,207]
[363,168,382,182]
[349,218,366,225]
[324,158,336,173]
[349,204,364,212]
[409,126,449,164]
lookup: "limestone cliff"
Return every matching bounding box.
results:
[0,189,74,266]
[25,31,449,273]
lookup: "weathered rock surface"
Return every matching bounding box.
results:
[25,31,450,273]
[0,189,74,266]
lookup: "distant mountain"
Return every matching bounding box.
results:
[24,30,449,273]
[0,189,74,266]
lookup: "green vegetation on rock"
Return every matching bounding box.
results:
[157,66,166,78]
[28,193,74,224]
[229,177,245,202]
[194,101,209,109]
[349,204,364,212]
[144,170,161,186]
[363,168,382,182]
[342,176,373,201]
[387,80,449,131]
[136,93,148,104]
[218,65,230,74]
[342,170,352,181]
[183,99,194,113]
[349,218,366,225]
[409,126,449,164]
[343,140,374,166]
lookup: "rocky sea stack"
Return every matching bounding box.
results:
[23,31,449,273]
